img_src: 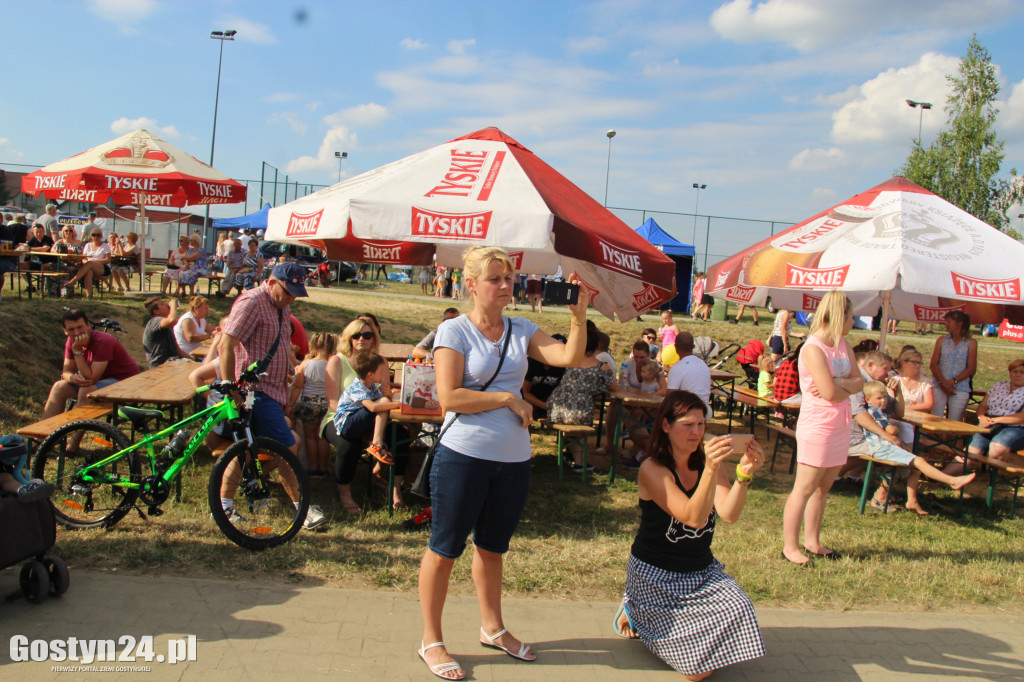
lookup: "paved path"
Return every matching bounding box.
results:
[2,571,1022,681]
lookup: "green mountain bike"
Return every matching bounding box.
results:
[30,364,310,551]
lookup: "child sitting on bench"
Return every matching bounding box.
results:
[332,351,399,466]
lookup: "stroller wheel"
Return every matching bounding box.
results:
[19,560,48,603]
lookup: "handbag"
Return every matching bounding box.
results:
[410,319,514,499]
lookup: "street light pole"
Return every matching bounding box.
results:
[906,99,933,145]
[205,29,236,237]
[335,151,348,184]
[691,183,706,264]
[603,129,616,206]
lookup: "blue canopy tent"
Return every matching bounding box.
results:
[211,203,270,231]
[635,218,695,313]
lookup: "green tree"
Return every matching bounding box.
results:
[900,35,1022,231]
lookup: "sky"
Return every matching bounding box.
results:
[4,0,1024,268]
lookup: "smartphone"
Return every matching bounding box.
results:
[542,280,580,307]
[727,433,753,455]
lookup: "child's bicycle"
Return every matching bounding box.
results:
[30,363,310,551]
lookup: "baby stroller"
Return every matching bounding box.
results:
[306,262,333,288]
[0,436,70,603]
[735,339,767,389]
[693,336,720,363]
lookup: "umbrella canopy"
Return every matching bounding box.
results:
[265,127,676,320]
[212,203,270,231]
[21,129,246,207]
[706,177,1024,326]
[21,129,247,286]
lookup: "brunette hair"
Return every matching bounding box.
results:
[647,390,709,473]
[308,331,337,358]
[632,339,651,355]
[351,350,386,378]
[945,310,972,339]
[1008,359,1024,373]
[357,312,382,333]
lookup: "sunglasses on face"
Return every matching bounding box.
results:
[352,331,375,341]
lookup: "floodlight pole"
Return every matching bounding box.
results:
[906,99,933,145]
[603,129,616,206]
[335,151,348,183]
[691,183,706,268]
[205,29,236,238]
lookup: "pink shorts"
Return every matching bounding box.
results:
[795,404,852,469]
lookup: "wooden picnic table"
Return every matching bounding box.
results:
[90,360,199,423]
[710,367,739,394]
[190,338,214,360]
[380,343,416,363]
[606,386,664,483]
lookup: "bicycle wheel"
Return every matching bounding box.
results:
[31,419,140,530]
[208,437,309,551]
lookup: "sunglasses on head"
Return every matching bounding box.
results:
[352,331,375,341]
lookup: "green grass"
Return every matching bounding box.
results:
[2,287,1022,612]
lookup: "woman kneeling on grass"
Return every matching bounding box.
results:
[616,390,767,681]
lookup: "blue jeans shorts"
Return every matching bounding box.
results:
[251,392,296,448]
[428,442,531,560]
[969,424,1024,453]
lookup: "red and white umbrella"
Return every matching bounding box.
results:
[706,177,1024,331]
[22,129,247,281]
[265,127,676,320]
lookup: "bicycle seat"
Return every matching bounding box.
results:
[117,406,165,429]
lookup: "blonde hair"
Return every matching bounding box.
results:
[896,348,922,370]
[308,331,337,358]
[862,380,888,399]
[758,355,775,373]
[809,290,853,346]
[640,360,661,379]
[462,246,514,284]
[188,295,209,312]
[338,318,380,356]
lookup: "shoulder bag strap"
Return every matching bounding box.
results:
[436,318,514,441]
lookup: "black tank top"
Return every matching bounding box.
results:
[630,465,715,573]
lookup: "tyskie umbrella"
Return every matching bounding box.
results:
[706,177,1024,332]
[22,129,247,283]
[265,127,675,320]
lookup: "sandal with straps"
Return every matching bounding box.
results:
[418,641,465,680]
[366,443,394,465]
[479,627,536,662]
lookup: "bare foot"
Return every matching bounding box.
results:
[781,548,810,565]
[950,472,976,490]
[616,608,638,639]
[905,503,930,516]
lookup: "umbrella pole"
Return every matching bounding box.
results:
[138,197,147,292]
[878,290,892,352]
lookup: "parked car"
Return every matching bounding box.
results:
[257,241,357,283]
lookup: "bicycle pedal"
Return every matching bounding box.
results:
[147,506,164,517]
[133,506,148,521]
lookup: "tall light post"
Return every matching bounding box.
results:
[691,183,706,268]
[334,151,348,183]
[906,99,932,145]
[205,29,236,235]
[1018,213,1023,232]
[603,129,616,206]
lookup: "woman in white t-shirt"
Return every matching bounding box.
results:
[61,227,110,298]
[174,296,214,354]
[417,247,590,681]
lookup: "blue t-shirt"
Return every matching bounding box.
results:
[333,379,383,431]
[434,314,540,463]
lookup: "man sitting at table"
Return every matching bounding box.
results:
[411,307,459,359]
[42,309,140,419]
[666,331,711,416]
[143,296,191,368]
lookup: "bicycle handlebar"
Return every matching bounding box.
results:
[194,361,269,398]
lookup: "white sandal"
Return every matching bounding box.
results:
[418,641,466,680]
[479,627,536,662]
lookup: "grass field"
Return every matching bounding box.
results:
[2,282,1022,613]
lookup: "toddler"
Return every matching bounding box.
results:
[639,359,666,395]
[287,332,336,477]
[757,355,775,399]
[332,351,400,465]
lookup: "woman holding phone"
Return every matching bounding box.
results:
[616,390,766,680]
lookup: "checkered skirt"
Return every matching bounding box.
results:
[624,555,765,676]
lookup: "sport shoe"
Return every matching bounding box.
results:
[727,319,738,324]
[17,481,55,504]
[621,456,642,470]
[571,463,595,473]
[221,506,249,523]
[303,504,329,530]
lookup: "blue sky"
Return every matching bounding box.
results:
[3,0,1024,267]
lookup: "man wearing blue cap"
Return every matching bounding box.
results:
[219,262,327,529]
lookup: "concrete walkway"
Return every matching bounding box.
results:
[2,571,1022,681]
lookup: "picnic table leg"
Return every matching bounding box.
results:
[388,421,397,517]
[556,430,565,484]
[858,460,874,514]
[608,400,623,485]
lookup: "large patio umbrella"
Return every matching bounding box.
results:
[706,177,1024,345]
[22,129,247,285]
[265,127,676,320]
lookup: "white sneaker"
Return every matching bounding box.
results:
[303,504,329,530]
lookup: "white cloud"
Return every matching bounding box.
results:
[1001,79,1024,143]
[789,147,848,171]
[324,103,391,128]
[711,0,1016,53]
[400,38,428,50]
[446,39,476,55]
[284,104,391,176]
[216,17,278,45]
[263,93,300,103]
[109,117,179,139]
[85,0,158,23]
[565,36,607,55]
[831,52,958,144]
[0,137,24,162]
[269,112,308,135]
[811,187,839,200]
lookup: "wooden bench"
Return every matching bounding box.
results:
[766,423,796,474]
[965,450,1024,519]
[718,386,778,437]
[553,424,597,484]
[16,404,114,441]
[203,274,225,297]
[857,454,908,514]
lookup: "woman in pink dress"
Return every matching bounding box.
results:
[781,291,861,566]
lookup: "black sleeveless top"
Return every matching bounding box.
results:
[630,465,715,573]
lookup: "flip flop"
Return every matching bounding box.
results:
[480,627,536,662]
[804,547,842,560]
[870,499,899,513]
[613,602,638,639]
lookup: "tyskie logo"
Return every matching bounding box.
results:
[632,284,660,311]
[33,174,66,190]
[575,274,601,302]
[286,209,325,237]
[913,303,965,323]
[801,293,823,311]
[597,238,642,276]
[726,285,756,303]
[786,264,849,288]
[950,272,1021,302]
[411,207,491,240]
[362,241,405,263]
[506,251,524,271]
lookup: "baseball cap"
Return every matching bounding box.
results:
[270,262,308,298]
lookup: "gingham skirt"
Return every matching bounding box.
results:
[624,555,765,676]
